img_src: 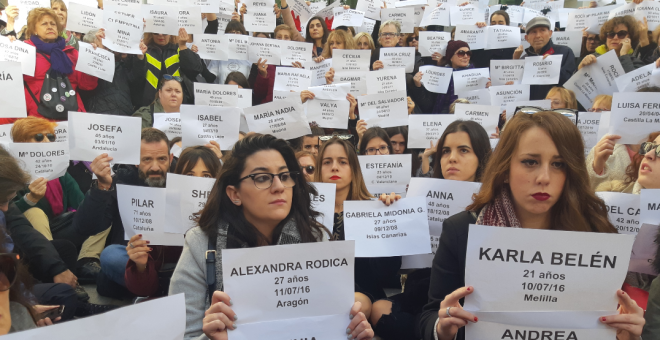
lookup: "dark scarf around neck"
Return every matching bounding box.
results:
[30,35,73,75]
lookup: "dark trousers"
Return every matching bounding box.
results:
[32,283,78,321]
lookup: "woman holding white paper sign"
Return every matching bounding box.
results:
[596,132,660,194]
[132,76,184,129]
[252,24,302,104]
[169,134,375,340]
[314,137,402,318]
[416,111,645,340]
[470,10,519,69]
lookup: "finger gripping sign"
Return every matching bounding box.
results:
[222,241,355,340]
[117,184,184,246]
[68,111,142,164]
[464,225,634,339]
[4,141,70,181]
[343,196,432,257]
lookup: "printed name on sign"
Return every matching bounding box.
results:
[68,111,142,164]
[357,91,409,128]
[194,83,239,107]
[180,104,241,150]
[4,141,70,181]
[164,173,216,234]
[358,153,412,194]
[243,100,312,140]
[407,114,456,149]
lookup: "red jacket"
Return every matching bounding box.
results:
[0,40,98,125]
[253,64,276,105]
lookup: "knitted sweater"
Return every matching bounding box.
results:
[586,144,631,192]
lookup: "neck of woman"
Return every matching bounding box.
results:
[335,185,350,213]
[163,105,179,113]
[516,209,551,230]
[246,216,279,245]
[315,38,323,47]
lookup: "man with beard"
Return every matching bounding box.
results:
[72,128,172,298]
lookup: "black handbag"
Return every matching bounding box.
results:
[24,52,78,120]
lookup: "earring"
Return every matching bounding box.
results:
[233,200,240,204]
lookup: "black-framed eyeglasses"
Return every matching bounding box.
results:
[34,133,56,142]
[606,30,628,39]
[365,146,389,155]
[301,165,315,175]
[640,142,660,157]
[162,74,182,82]
[0,254,19,292]
[237,171,298,190]
[456,50,472,57]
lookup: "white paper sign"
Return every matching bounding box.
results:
[164,173,215,234]
[453,103,500,134]
[615,63,656,93]
[117,184,184,246]
[419,65,453,94]
[306,99,350,129]
[144,4,179,35]
[450,4,482,26]
[379,47,415,73]
[274,67,312,92]
[366,68,407,94]
[6,0,50,30]
[75,42,115,83]
[177,6,204,34]
[358,154,412,194]
[180,105,241,150]
[153,112,182,140]
[608,92,660,144]
[103,4,144,54]
[308,83,350,101]
[247,37,282,64]
[244,0,277,32]
[419,4,451,27]
[636,1,660,31]
[194,34,227,61]
[68,111,141,164]
[4,142,69,181]
[280,40,314,66]
[551,30,583,57]
[485,26,520,50]
[54,122,68,143]
[454,25,486,50]
[225,35,250,60]
[304,58,333,86]
[243,100,312,140]
[0,61,27,118]
[222,241,354,340]
[489,4,524,23]
[577,112,601,155]
[0,36,36,76]
[407,114,456,148]
[332,8,366,28]
[309,182,336,234]
[641,189,660,225]
[193,0,221,13]
[568,5,621,34]
[194,83,239,107]
[67,2,104,34]
[381,8,415,33]
[596,192,641,235]
[418,31,451,57]
[332,49,371,72]
[521,55,563,85]
[0,124,12,142]
[335,71,368,96]
[356,0,383,20]
[238,89,253,109]
[355,17,376,35]
[490,60,525,86]
[402,178,481,268]
[461,88,491,106]
[357,91,409,128]
[344,196,432,257]
[453,67,489,96]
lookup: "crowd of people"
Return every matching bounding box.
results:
[0,0,659,338]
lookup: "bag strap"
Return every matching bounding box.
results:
[23,80,39,105]
[206,229,217,303]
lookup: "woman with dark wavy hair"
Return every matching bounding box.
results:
[170,134,375,340]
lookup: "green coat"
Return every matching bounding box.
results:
[13,173,85,219]
[132,99,165,129]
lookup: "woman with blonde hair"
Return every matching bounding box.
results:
[545,87,578,110]
[354,32,375,53]
[589,94,612,112]
[50,0,78,49]
[321,29,357,58]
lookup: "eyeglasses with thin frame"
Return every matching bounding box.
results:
[379,32,397,38]
[301,165,315,175]
[365,146,389,155]
[606,30,628,39]
[639,142,660,157]
[0,254,19,292]
[237,171,298,190]
[34,133,56,142]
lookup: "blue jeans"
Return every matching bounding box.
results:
[99,245,129,287]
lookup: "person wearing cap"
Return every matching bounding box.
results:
[410,40,490,113]
[513,16,576,100]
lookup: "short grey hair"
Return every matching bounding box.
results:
[83,29,99,44]
[380,20,401,35]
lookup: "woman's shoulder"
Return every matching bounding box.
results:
[9,302,36,333]
[442,210,477,238]
[185,226,210,247]
[595,180,635,194]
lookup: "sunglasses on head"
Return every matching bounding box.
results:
[301,165,315,175]
[640,142,660,157]
[455,50,472,57]
[34,133,56,142]
[162,74,183,82]
[0,254,19,292]
[319,134,353,141]
[606,30,628,39]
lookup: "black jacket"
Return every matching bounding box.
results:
[521,39,576,100]
[416,210,476,340]
[79,57,141,115]
[5,204,69,281]
[471,47,517,69]
[72,166,146,247]
[641,230,660,338]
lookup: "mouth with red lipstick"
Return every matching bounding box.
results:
[329,175,341,180]
[532,193,550,201]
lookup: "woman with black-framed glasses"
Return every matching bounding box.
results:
[578,15,660,73]
[170,134,376,340]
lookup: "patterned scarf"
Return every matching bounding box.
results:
[475,189,522,228]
